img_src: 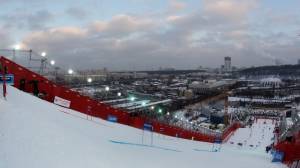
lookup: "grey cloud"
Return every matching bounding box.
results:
[18,1,300,70]
[1,10,54,30]
[66,7,88,20]
[88,15,156,39]
[0,28,12,49]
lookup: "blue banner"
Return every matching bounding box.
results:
[107,115,117,123]
[272,151,284,162]
[143,123,153,131]
[0,74,14,85]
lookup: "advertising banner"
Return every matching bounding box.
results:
[54,96,71,108]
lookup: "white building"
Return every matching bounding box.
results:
[189,79,236,94]
[260,77,282,88]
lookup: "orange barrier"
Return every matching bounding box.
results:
[0,56,239,143]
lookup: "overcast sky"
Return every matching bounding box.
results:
[0,0,300,70]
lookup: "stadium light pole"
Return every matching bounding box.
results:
[49,60,56,79]
[150,105,155,118]
[40,52,48,74]
[13,44,21,61]
[104,86,110,100]
[67,69,74,86]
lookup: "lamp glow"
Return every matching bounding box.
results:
[50,60,55,65]
[41,52,47,57]
[68,69,73,75]
[14,44,21,50]
[130,96,135,101]
[87,78,93,83]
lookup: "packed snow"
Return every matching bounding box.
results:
[0,85,286,168]
[227,119,276,151]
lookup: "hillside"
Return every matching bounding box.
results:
[0,85,286,168]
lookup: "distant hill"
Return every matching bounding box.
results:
[239,64,300,77]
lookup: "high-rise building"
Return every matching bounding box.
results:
[224,56,231,72]
[298,59,300,65]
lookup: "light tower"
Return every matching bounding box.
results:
[39,52,47,74]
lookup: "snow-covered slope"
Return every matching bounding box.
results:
[0,85,286,168]
[227,119,276,150]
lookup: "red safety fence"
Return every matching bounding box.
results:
[0,56,239,143]
[275,131,300,164]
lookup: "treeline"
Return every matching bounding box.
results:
[239,64,300,76]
